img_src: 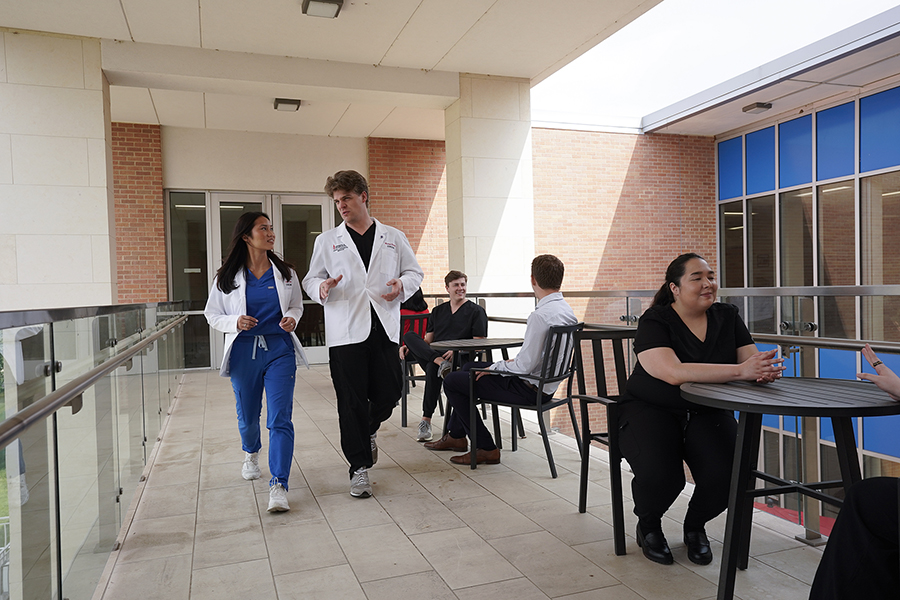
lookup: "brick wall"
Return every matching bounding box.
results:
[112,123,167,303]
[367,138,448,296]
[532,128,717,437]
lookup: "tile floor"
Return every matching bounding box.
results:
[93,366,824,600]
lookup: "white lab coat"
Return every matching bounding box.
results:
[302,219,423,347]
[204,261,309,377]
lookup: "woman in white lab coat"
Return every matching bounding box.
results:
[205,211,308,512]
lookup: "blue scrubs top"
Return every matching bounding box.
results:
[239,267,286,338]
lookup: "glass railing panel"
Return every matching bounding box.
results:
[1,323,55,600]
[112,336,148,529]
[862,295,900,342]
[54,313,119,600]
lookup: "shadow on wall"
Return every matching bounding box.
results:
[532,129,716,327]
[366,138,450,294]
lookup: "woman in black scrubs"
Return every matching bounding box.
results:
[620,253,784,566]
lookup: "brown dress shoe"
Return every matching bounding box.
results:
[423,433,467,451]
[450,448,501,465]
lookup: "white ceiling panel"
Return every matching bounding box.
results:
[380,0,493,69]
[121,0,201,47]
[150,89,206,129]
[0,0,130,40]
[204,93,349,137]
[370,107,445,140]
[791,38,900,85]
[436,0,659,79]
[109,86,158,124]
[198,0,422,65]
[1,0,654,138]
[329,104,394,138]
[830,52,900,87]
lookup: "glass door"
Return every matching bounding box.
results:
[273,194,333,364]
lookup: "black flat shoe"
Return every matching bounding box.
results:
[683,529,713,565]
[636,524,673,565]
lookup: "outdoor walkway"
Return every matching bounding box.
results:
[93,366,824,600]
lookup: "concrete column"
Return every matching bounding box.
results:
[445,74,535,294]
[0,30,115,310]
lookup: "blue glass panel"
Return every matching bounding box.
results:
[718,137,743,200]
[863,415,900,457]
[816,102,855,180]
[820,417,858,443]
[762,414,780,428]
[817,349,859,441]
[779,115,812,187]
[746,127,775,194]
[860,86,900,173]
[861,352,900,456]
[784,415,799,433]
[819,348,858,380]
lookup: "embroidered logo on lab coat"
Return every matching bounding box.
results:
[384,242,396,250]
[333,243,348,252]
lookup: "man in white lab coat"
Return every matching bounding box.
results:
[303,170,423,498]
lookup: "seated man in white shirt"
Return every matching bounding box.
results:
[424,254,577,464]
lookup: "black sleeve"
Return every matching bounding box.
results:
[426,303,440,334]
[472,305,488,337]
[731,304,754,348]
[632,308,673,355]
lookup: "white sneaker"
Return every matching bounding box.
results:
[267,483,289,512]
[416,419,433,442]
[438,359,452,378]
[350,467,372,498]
[242,452,261,480]
[370,434,378,465]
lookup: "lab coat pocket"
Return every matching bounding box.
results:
[327,300,350,335]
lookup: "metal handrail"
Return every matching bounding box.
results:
[0,314,188,449]
[489,316,900,354]
[0,301,186,330]
[421,286,900,300]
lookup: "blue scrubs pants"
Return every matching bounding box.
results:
[229,334,296,489]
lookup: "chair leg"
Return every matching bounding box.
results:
[568,400,582,456]
[610,449,627,556]
[516,411,526,438]
[491,404,502,450]
[578,400,591,513]
[400,362,408,428]
[608,404,626,556]
[437,393,445,417]
[509,408,518,452]
[537,410,558,478]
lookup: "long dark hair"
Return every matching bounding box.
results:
[651,252,704,307]
[215,212,295,293]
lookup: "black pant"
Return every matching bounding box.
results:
[443,362,546,451]
[402,332,444,419]
[809,477,900,600]
[618,399,737,532]
[329,319,401,477]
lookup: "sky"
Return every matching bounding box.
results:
[531,0,900,132]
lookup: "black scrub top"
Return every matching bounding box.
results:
[623,302,754,411]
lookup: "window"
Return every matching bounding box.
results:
[718,137,743,200]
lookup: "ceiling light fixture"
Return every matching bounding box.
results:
[742,102,772,114]
[302,0,343,18]
[274,98,302,112]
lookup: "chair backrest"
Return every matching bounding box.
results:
[538,322,585,387]
[574,328,637,398]
[400,312,429,339]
